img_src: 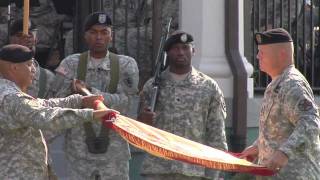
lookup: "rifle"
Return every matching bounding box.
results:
[150,18,172,112]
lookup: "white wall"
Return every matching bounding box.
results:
[179,0,254,98]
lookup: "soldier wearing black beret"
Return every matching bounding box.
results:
[241,28,320,179]
[0,44,34,63]
[8,19,56,100]
[0,44,119,179]
[0,44,35,92]
[53,11,139,180]
[138,30,228,180]
[255,28,293,45]
[163,30,194,51]
[84,12,112,32]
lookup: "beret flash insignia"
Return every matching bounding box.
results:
[98,14,106,23]
[298,99,313,111]
[180,33,188,43]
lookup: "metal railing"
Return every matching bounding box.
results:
[248,0,320,93]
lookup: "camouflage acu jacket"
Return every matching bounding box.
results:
[0,77,93,179]
[140,67,228,179]
[257,65,320,180]
[54,51,139,162]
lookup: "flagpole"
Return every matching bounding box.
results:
[23,0,30,35]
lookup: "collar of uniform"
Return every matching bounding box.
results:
[274,64,295,82]
[87,51,110,70]
[162,66,196,85]
[268,64,295,93]
[0,76,23,92]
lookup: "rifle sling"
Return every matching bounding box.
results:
[108,52,119,93]
[77,51,119,153]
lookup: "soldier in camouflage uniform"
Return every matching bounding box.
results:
[8,18,61,180]
[0,44,118,179]
[54,12,139,180]
[241,28,320,180]
[0,0,66,49]
[8,19,55,99]
[138,30,228,180]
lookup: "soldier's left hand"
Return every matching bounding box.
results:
[137,107,156,125]
[13,32,36,49]
[265,150,288,172]
[82,95,104,109]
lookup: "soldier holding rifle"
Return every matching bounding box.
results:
[138,30,228,180]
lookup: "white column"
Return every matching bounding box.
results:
[179,0,254,98]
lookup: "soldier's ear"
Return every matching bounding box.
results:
[278,48,288,61]
[12,63,21,72]
[109,28,113,41]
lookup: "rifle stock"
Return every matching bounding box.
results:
[150,18,172,112]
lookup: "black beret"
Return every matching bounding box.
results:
[255,28,293,45]
[164,31,194,51]
[0,44,34,63]
[9,19,36,36]
[84,12,112,32]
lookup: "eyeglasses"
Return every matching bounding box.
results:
[31,58,38,66]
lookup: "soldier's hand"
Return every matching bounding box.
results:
[11,32,36,49]
[82,95,104,109]
[93,109,120,120]
[239,145,258,162]
[264,150,288,172]
[137,107,156,125]
[22,34,35,49]
[72,79,91,94]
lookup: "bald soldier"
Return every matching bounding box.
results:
[0,44,118,179]
[241,28,320,180]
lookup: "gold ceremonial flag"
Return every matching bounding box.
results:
[93,100,275,176]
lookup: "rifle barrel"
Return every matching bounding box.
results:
[149,18,172,112]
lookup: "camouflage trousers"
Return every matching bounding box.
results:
[66,156,129,180]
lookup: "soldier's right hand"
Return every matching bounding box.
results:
[137,107,156,125]
[11,32,36,49]
[72,79,91,94]
[82,95,104,109]
[93,109,120,120]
